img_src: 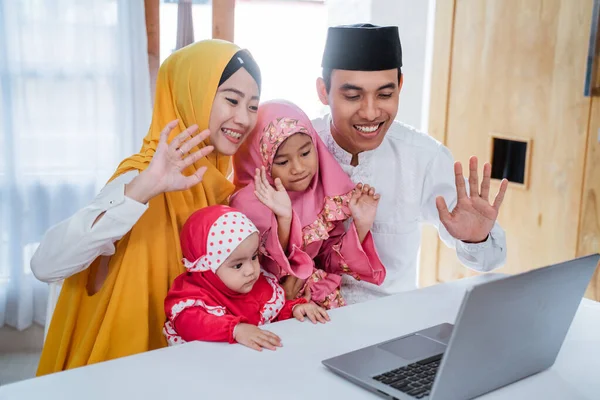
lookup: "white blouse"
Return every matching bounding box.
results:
[31,170,147,326]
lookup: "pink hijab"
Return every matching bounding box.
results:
[231,100,356,242]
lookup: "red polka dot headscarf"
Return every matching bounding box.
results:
[180,205,259,273]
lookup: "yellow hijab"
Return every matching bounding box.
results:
[37,40,241,375]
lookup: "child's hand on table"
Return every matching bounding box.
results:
[293,302,330,324]
[234,323,282,352]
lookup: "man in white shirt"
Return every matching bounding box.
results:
[310,24,508,304]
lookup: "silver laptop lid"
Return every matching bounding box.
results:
[430,254,600,400]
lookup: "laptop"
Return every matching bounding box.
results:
[322,254,600,400]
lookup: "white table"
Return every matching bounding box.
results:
[2,274,599,400]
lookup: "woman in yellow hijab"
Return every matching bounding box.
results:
[33,40,262,375]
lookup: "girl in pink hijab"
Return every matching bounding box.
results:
[230,100,385,309]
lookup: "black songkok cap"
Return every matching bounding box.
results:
[321,23,402,71]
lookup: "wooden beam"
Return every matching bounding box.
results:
[578,95,600,301]
[145,0,160,102]
[212,0,235,42]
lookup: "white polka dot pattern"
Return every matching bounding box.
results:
[164,299,228,346]
[163,320,181,346]
[183,211,258,273]
[258,270,286,325]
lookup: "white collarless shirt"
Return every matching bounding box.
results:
[312,115,506,304]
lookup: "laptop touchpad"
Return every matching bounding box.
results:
[378,334,447,361]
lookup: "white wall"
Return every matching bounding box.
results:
[326,0,436,131]
[326,0,372,26]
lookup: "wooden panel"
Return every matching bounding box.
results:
[578,95,600,300]
[145,0,160,102]
[436,1,593,283]
[212,0,235,42]
[419,0,457,288]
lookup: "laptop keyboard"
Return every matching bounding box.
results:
[372,353,443,398]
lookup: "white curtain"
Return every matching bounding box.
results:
[176,0,194,50]
[0,0,152,330]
